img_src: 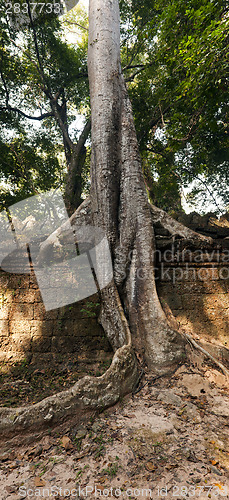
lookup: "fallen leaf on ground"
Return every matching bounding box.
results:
[145,462,157,472]
[34,477,46,487]
[5,486,16,493]
[61,435,72,450]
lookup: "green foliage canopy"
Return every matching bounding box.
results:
[120,0,229,213]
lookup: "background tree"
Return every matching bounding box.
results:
[0,0,90,213]
[1,0,228,215]
[120,0,229,213]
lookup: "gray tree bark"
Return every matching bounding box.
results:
[88,0,186,372]
[41,0,213,374]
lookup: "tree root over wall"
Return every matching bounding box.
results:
[1,200,228,442]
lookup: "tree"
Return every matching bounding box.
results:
[1,0,224,438]
[87,0,214,371]
[119,0,229,212]
[0,1,90,212]
[41,0,212,374]
[1,0,227,214]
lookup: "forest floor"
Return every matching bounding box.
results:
[0,355,229,500]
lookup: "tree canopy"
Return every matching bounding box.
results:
[0,1,89,210]
[0,0,228,213]
[120,0,229,213]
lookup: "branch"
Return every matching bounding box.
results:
[146,146,167,158]
[26,2,77,152]
[63,20,88,31]
[0,104,53,121]
[0,69,10,106]
[176,109,203,143]
[123,64,145,71]
[26,0,51,97]
[138,104,171,144]
[0,61,53,121]
[74,117,91,155]
[180,167,223,215]
[125,66,146,82]
[50,101,76,151]
[64,119,91,209]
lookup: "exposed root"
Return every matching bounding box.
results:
[0,343,138,441]
[150,203,213,248]
[161,300,229,378]
[38,198,91,264]
[183,332,229,378]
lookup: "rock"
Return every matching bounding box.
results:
[92,422,102,433]
[34,477,46,487]
[5,486,17,494]
[211,397,229,417]
[183,402,202,423]
[0,451,11,462]
[178,374,212,398]
[74,428,87,439]
[60,435,72,450]
[210,465,222,476]
[28,445,43,457]
[157,390,182,407]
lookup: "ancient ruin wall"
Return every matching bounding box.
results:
[0,269,112,367]
[157,252,229,365]
[1,211,229,367]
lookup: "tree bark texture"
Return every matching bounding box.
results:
[88,0,186,372]
[64,119,91,215]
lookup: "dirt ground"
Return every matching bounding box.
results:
[0,359,229,500]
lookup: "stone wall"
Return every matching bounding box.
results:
[157,251,229,364]
[1,212,229,368]
[174,211,229,240]
[0,269,112,367]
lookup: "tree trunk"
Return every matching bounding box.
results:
[88,0,185,373]
[64,119,91,215]
[39,0,213,373]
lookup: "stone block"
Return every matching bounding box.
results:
[31,335,52,353]
[9,332,32,351]
[9,303,34,321]
[9,319,31,335]
[0,303,11,319]
[30,320,43,337]
[181,295,203,311]
[8,275,30,289]
[15,289,41,303]
[58,295,100,320]
[31,352,55,365]
[162,293,182,310]
[0,273,10,289]
[0,351,10,362]
[51,336,80,353]
[31,320,53,337]
[206,308,229,322]
[171,280,226,295]
[202,294,229,310]
[197,267,219,281]
[0,319,9,336]
[33,302,58,320]
[53,318,101,337]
